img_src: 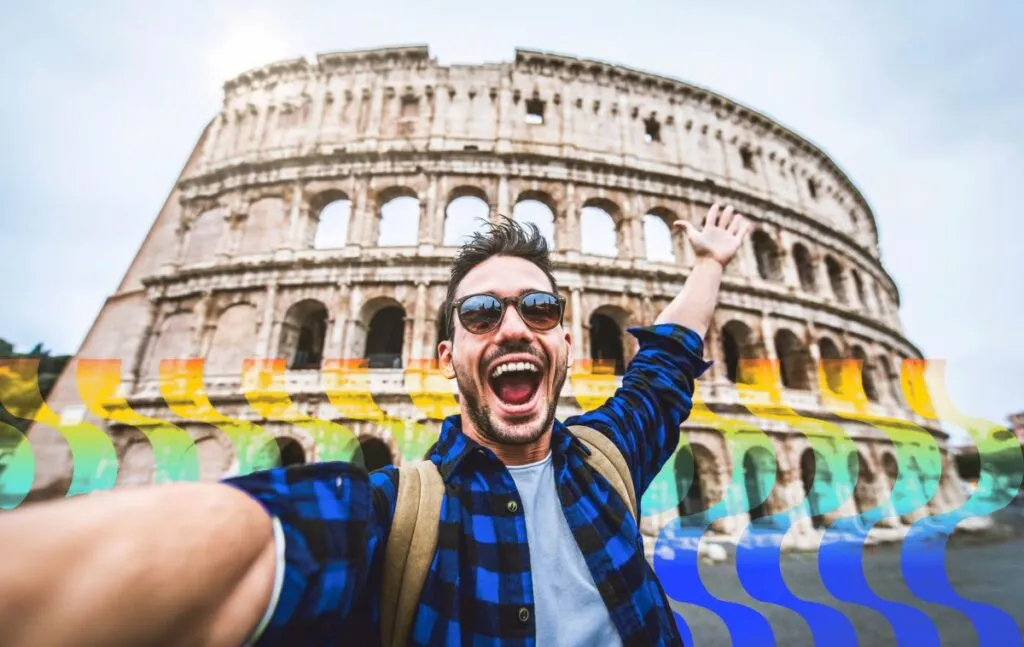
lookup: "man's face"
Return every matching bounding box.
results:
[438,255,572,446]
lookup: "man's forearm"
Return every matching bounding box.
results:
[0,482,275,647]
[654,257,725,338]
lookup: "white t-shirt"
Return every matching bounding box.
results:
[508,452,623,646]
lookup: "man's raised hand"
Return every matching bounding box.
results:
[673,203,751,268]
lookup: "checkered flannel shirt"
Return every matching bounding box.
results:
[225,323,710,646]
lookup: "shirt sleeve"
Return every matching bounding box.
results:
[567,323,711,500]
[222,461,399,646]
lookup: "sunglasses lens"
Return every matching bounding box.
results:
[520,292,562,330]
[459,294,503,333]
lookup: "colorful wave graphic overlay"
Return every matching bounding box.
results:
[0,355,1021,644]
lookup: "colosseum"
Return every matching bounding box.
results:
[25,45,969,546]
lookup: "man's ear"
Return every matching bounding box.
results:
[438,339,456,379]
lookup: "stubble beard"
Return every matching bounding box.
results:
[457,356,568,447]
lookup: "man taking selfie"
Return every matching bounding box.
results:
[0,203,749,646]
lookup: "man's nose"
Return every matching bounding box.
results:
[493,303,532,342]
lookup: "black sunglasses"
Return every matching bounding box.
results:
[451,290,566,335]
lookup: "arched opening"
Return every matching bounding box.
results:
[775,329,813,391]
[580,204,618,257]
[851,270,866,307]
[643,213,675,262]
[852,345,879,402]
[359,436,393,472]
[743,446,776,524]
[720,320,759,383]
[260,436,307,468]
[800,449,832,529]
[443,193,490,246]
[279,300,328,370]
[826,256,848,304]
[847,451,875,514]
[818,337,843,394]
[378,192,420,247]
[877,355,902,406]
[365,306,405,368]
[589,313,624,375]
[751,230,783,282]
[792,243,816,292]
[512,197,555,250]
[313,197,352,249]
[674,445,716,526]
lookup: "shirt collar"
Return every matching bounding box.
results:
[430,415,587,482]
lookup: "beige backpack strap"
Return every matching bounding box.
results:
[569,425,638,521]
[380,461,444,647]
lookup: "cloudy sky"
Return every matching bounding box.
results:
[2,1,1021,432]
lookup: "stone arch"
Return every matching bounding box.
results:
[358,434,394,471]
[205,302,259,376]
[817,336,843,394]
[278,299,329,370]
[792,243,816,292]
[589,305,628,375]
[580,198,621,258]
[512,192,556,249]
[851,269,867,308]
[720,320,762,383]
[674,443,719,526]
[257,435,307,468]
[751,230,783,282]
[876,354,902,406]
[183,207,225,265]
[359,297,406,368]
[443,190,490,246]
[743,445,777,523]
[851,345,879,402]
[237,196,288,256]
[642,209,677,262]
[377,187,420,247]
[311,189,352,249]
[825,255,848,303]
[147,311,194,377]
[847,450,876,514]
[800,449,833,529]
[775,328,813,391]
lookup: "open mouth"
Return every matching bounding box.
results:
[487,358,543,412]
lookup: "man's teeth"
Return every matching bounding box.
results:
[491,361,539,378]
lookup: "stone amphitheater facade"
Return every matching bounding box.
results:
[29,45,967,543]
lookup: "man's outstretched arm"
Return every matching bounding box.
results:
[655,202,750,337]
[0,482,276,647]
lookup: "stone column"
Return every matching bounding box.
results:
[760,315,778,360]
[496,175,511,219]
[325,283,349,358]
[219,207,247,261]
[256,282,279,359]
[189,291,214,357]
[284,181,304,250]
[571,288,585,360]
[420,175,441,246]
[561,183,581,255]
[167,220,191,270]
[411,282,429,360]
[628,215,645,261]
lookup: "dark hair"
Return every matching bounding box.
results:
[442,215,558,339]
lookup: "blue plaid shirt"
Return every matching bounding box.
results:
[225,323,710,646]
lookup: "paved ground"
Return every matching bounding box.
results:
[668,509,1024,646]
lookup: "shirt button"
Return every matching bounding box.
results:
[507,500,519,513]
[518,607,530,623]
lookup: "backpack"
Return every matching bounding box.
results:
[379,425,637,647]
